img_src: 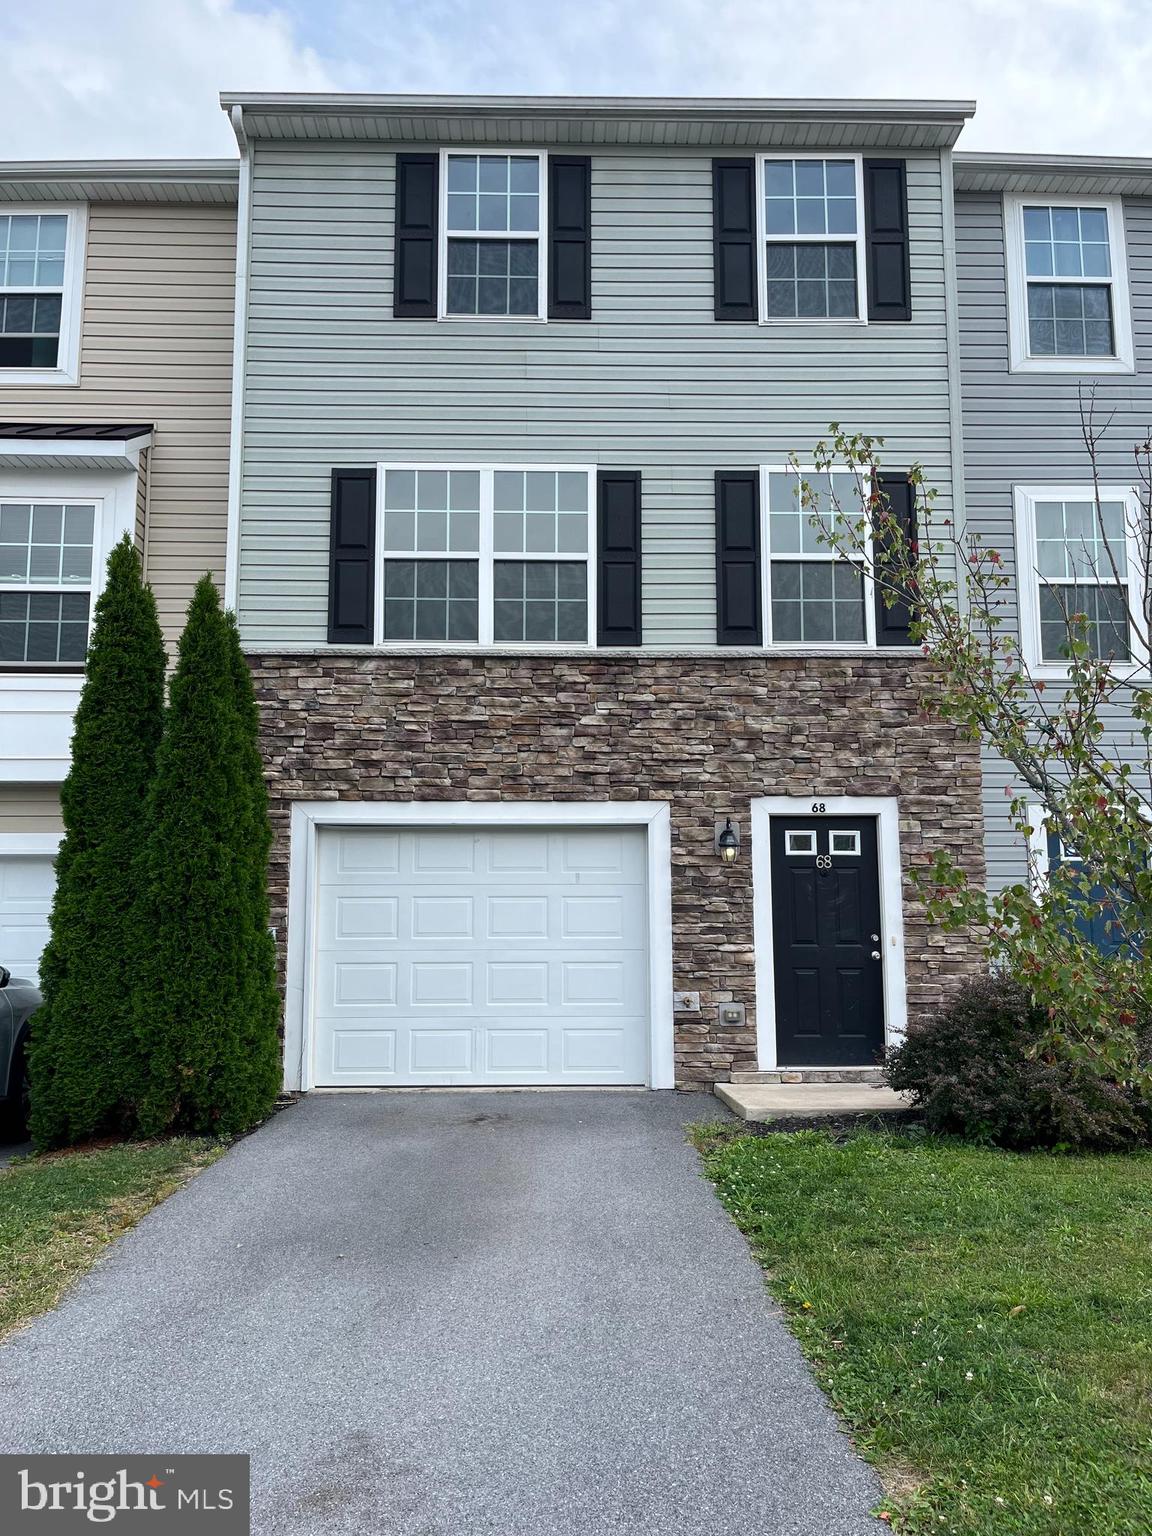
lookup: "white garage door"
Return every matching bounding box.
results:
[0,855,56,984]
[312,826,650,1086]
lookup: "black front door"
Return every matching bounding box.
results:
[770,816,885,1066]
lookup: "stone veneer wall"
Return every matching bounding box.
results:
[249,653,985,1087]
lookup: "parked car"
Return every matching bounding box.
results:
[0,966,39,1140]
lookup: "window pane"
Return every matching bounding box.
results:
[491,562,587,642]
[491,470,589,555]
[1034,498,1127,580]
[382,560,478,642]
[1039,582,1130,662]
[0,588,89,664]
[771,561,865,642]
[765,243,858,319]
[0,212,68,289]
[446,241,538,315]
[445,155,538,235]
[764,159,857,243]
[1026,283,1113,356]
[1023,204,1112,282]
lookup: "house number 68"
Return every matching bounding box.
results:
[816,853,833,870]
[811,802,826,813]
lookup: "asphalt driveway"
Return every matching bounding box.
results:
[0,1092,882,1534]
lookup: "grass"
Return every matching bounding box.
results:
[0,1139,223,1340]
[692,1125,1152,1535]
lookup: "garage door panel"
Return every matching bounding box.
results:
[0,854,57,984]
[313,826,650,1086]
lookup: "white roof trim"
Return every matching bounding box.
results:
[0,435,152,473]
[955,152,1152,198]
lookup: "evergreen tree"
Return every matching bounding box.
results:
[29,536,166,1148]
[132,577,281,1136]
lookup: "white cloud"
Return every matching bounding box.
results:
[1,0,1149,159]
[0,0,340,159]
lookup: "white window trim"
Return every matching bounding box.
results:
[1004,194,1134,374]
[437,149,547,323]
[760,463,876,650]
[283,799,675,1092]
[0,202,87,387]
[751,796,907,1071]
[756,154,867,327]
[375,462,596,650]
[1013,484,1148,679]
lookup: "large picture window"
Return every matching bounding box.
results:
[759,157,865,322]
[441,153,544,319]
[1015,486,1145,672]
[0,498,96,665]
[378,464,593,646]
[1005,196,1133,373]
[762,467,872,646]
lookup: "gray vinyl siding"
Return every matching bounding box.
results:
[0,785,63,836]
[0,202,235,645]
[239,143,957,646]
[956,191,1152,890]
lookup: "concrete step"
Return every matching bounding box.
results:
[715,1081,912,1123]
[729,1067,885,1086]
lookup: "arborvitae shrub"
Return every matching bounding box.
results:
[131,577,281,1137]
[28,536,166,1148]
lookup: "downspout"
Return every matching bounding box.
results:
[223,103,251,612]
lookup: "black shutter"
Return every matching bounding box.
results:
[874,472,918,646]
[597,470,641,646]
[863,159,911,322]
[548,155,591,320]
[712,159,758,321]
[715,471,761,645]
[393,153,438,318]
[328,468,376,644]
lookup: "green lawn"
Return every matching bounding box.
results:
[692,1126,1152,1535]
[0,1139,222,1340]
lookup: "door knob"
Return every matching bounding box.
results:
[871,950,881,961]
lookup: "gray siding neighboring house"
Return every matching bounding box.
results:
[954,154,1152,891]
[0,162,238,981]
[225,95,984,1094]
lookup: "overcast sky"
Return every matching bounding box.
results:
[2,0,1149,161]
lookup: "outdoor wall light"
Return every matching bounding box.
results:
[715,817,740,864]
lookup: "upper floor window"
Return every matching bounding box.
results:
[760,157,865,322]
[763,466,872,645]
[0,206,85,385]
[1004,196,1133,373]
[1014,486,1146,673]
[0,498,96,666]
[379,464,592,645]
[441,154,544,319]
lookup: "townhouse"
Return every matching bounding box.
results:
[952,152,1152,912]
[0,160,238,980]
[220,94,985,1091]
[7,99,1145,1095]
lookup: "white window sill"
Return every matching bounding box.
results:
[1010,355,1135,376]
[0,367,79,387]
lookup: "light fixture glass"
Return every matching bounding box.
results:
[718,817,739,863]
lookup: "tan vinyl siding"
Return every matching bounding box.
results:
[0,785,64,835]
[0,202,236,644]
[239,143,956,646]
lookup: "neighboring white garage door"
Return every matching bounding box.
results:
[0,855,56,984]
[312,826,650,1086]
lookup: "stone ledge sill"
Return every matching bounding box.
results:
[729,1067,885,1085]
[715,1081,912,1122]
